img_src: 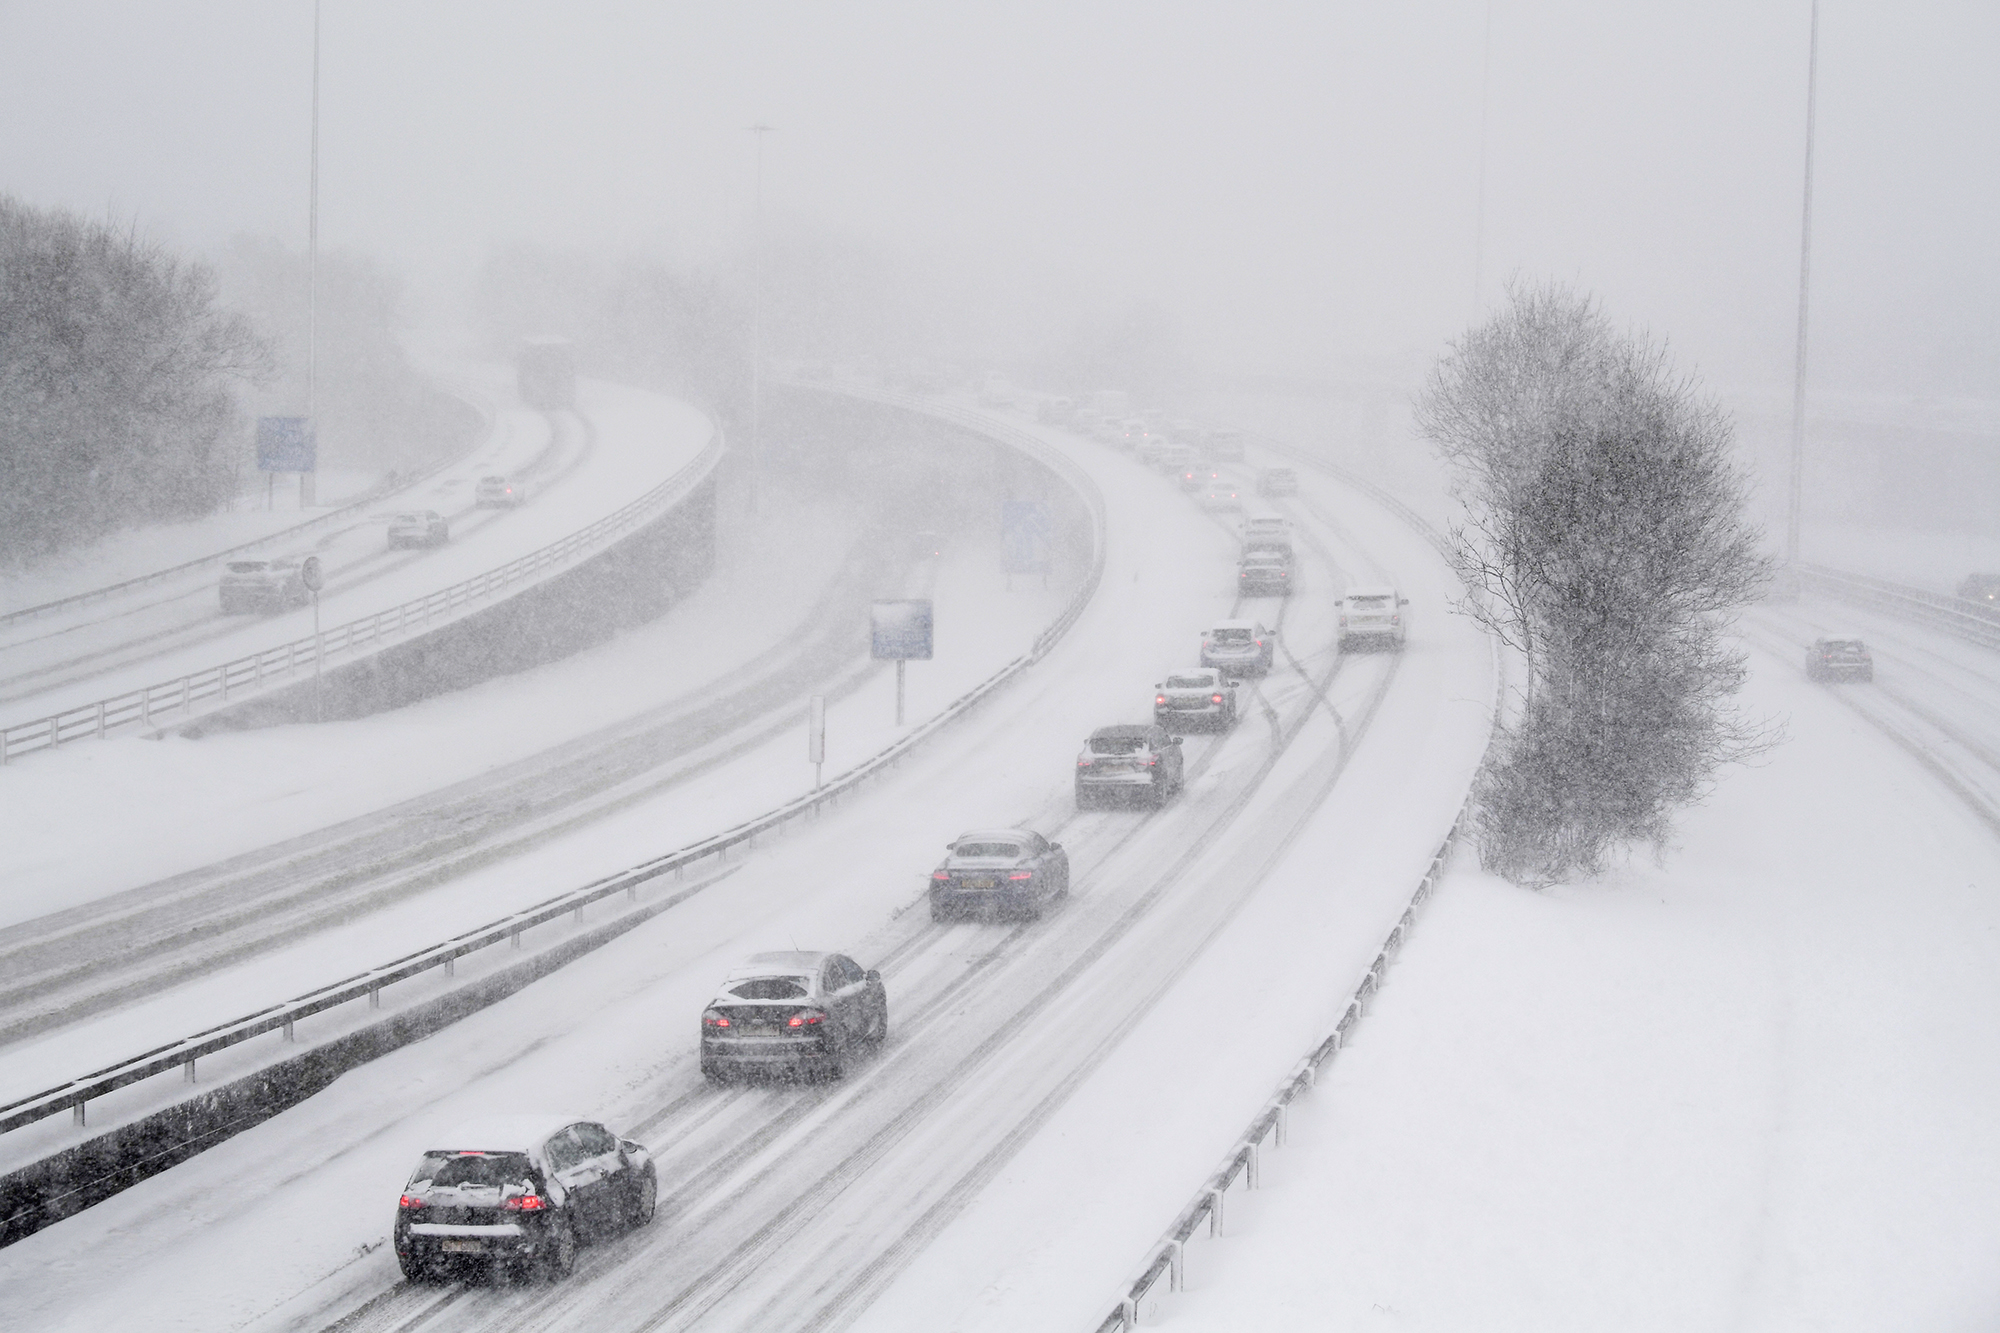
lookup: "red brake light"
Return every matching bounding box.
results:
[1155,694,1167,705]
[1077,755,1092,767]
[399,1194,425,1209]
[1007,871,1033,881]
[932,870,951,881]
[1212,693,1223,703]
[703,1010,730,1027]
[501,1194,548,1212]
[787,1010,825,1028]
[1147,756,1158,766]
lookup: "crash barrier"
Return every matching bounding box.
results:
[0,430,724,765]
[0,392,1106,1219]
[0,396,493,632]
[1794,564,2000,652]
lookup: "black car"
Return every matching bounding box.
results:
[931,828,1070,921]
[394,1115,656,1282]
[1805,636,1873,682]
[1075,723,1186,809]
[701,951,888,1082]
[1958,573,2000,610]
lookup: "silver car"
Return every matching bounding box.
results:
[1200,619,1275,675]
[700,951,888,1082]
[475,475,524,508]
[1154,667,1238,730]
[930,828,1070,921]
[218,557,309,613]
[387,510,449,548]
[1075,723,1185,809]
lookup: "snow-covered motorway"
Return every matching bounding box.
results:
[0,400,1495,1333]
[0,367,706,726]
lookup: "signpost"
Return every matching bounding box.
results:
[808,694,826,790]
[870,599,933,727]
[256,416,317,511]
[1002,499,1052,589]
[301,555,324,722]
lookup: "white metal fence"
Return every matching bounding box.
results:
[0,433,725,765]
[1794,563,2000,651]
[0,394,1105,1136]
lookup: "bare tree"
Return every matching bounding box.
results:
[0,196,271,565]
[1417,283,1774,884]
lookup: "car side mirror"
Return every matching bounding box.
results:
[1171,737,1184,746]
[1400,597,1410,605]
[866,970,881,984]
[1049,842,1062,851]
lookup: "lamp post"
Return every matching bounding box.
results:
[747,123,776,515]
[303,0,322,510]
[1785,0,1821,567]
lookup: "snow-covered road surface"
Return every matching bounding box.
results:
[0,407,1494,1333]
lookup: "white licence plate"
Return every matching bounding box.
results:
[440,1239,485,1254]
[965,877,995,888]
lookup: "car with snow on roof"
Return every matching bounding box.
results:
[1075,723,1185,809]
[1338,585,1409,651]
[1238,551,1292,596]
[930,828,1070,921]
[387,510,449,549]
[218,557,310,614]
[1154,667,1238,730]
[700,951,887,1083]
[393,1114,655,1282]
[475,475,524,508]
[1200,619,1275,675]
[1804,636,1873,682]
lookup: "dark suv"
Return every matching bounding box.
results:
[394,1115,656,1282]
[1805,637,1873,683]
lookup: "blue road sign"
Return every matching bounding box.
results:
[871,599,933,660]
[256,416,317,472]
[1002,499,1052,574]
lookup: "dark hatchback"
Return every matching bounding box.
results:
[1805,636,1873,682]
[394,1115,656,1283]
[931,828,1070,921]
[701,951,888,1082]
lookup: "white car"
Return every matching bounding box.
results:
[387,510,449,549]
[1339,585,1409,650]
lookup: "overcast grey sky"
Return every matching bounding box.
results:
[0,1,1993,397]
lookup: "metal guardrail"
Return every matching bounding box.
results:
[0,430,725,765]
[1794,563,2000,651]
[0,394,1106,1137]
[0,395,497,631]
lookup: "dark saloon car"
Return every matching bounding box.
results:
[1154,667,1239,730]
[701,951,887,1082]
[1075,723,1185,809]
[1805,636,1873,683]
[1958,573,2000,610]
[394,1115,656,1282]
[931,828,1070,921]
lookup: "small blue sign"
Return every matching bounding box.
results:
[1002,499,1052,575]
[256,416,317,472]
[871,599,933,660]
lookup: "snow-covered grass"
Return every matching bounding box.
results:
[1799,521,2000,594]
[1074,647,2000,1332]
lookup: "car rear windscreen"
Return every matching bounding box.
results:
[729,976,810,1000]
[953,843,1021,858]
[1166,675,1211,689]
[1091,736,1148,755]
[1211,628,1252,642]
[1349,595,1392,609]
[410,1151,534,1188]
[226,562,268,573]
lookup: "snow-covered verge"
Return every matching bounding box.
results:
[1798,522,2000,596]
[1081,647,2000,1331]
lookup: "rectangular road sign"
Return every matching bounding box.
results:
[1002,499,1052,574]
[870,600,933,660]
[256,416,317,472]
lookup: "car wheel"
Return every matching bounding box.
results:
[627,1169,657,1230]
[539,1218,578,1281]
[396,1246,434,1283]
[930,896,952,923]
[700,1055,728,1085]
[1859,668,1874,683]
[1075,786,1093,811]
[872,1000,890,1045]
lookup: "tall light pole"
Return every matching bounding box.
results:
[304,0,322,509]
[1472,0,1494,312]
[747,123,776,515]
[1785,0,1821,566]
